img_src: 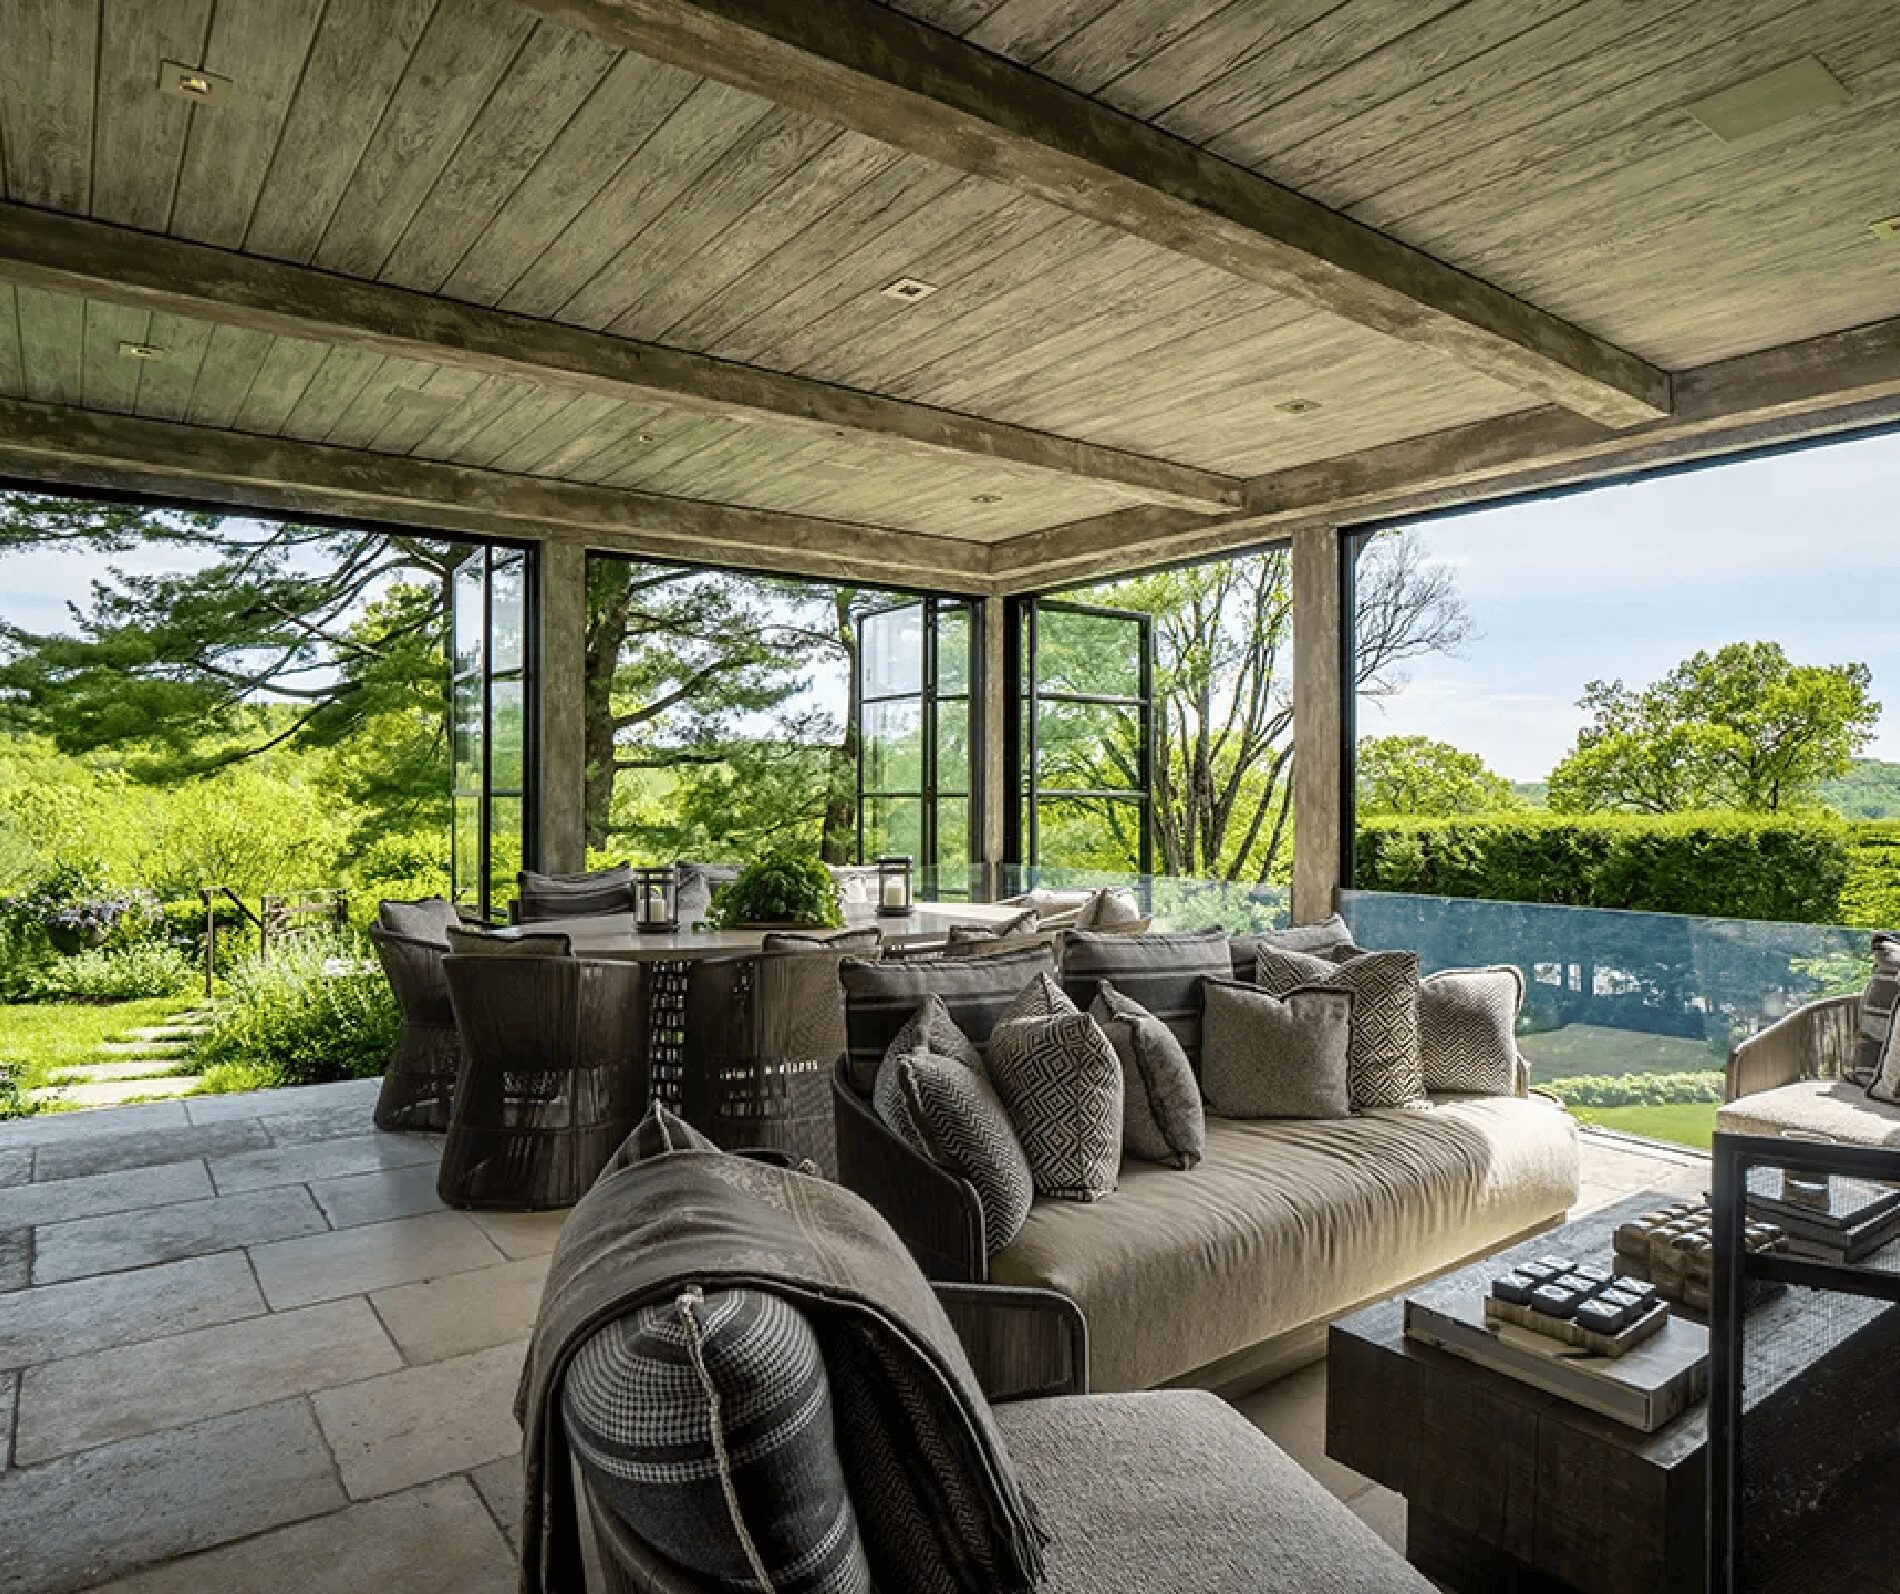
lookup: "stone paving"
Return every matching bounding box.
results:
[30,1014,213,1112]
[0,1082,1707,1592]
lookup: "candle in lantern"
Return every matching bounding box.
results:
[882,875,907,909]
[643,883,666,923]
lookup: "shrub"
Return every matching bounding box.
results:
[192,938,398,1090]
[31,941,197,1001]
[1355,810,1849,923]
[0,865,165,954]
[1543,1071,1725,1108]
[0,1060,24,1121]
[708,849,844,928]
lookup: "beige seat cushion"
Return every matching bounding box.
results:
[995,1391,1432,1593]
[990,1096,1579,1391]
[1716,1079,1900,1147]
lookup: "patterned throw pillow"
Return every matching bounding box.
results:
[1059,929,1231,1069]
[873,1049,1034,1252]
[986,1010,1123,1201]
[839,947,1057,1095]
[1418,965,1524,1096]
[1200,978,1353,1119]
[1226,914,1358,983]
[885,995,984,1073]
[996,970,1077,1024]
[1090,982,1205,1166]
[564,1287,873,1594]
[1255,945,1425,1109]
[947,910,1040,944]
[1853,933,1900,1087]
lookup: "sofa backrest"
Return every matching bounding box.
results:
[839,945,1056,1094]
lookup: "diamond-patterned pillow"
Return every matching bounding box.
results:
[1255,945,1425,1109]
[1090,982,1205,1167]
[986,1011,1123,1202]
[885,995,984,1074]
[996,970,1077,1024]
[872,1049,1034,1253]
[1418,965,1524,1096]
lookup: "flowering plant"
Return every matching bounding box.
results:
[0,867,164,955]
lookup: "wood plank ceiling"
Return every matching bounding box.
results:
[0,0,1896,588]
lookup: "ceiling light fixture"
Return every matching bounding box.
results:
[118,341,165,361]
[158,60,234,105]
[881,277,939,304]
[1686,56,1847,143]
[1276,398,1321,415]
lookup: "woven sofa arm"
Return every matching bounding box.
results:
[933,1283,1088,1403]
[832,1062,987,1283]
[1726,993,1861,1103]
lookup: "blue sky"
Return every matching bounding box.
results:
[1358,427,1900,781]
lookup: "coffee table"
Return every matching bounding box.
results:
[1326,1191,1900,1593]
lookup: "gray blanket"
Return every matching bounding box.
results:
[515,1107,1047,1593]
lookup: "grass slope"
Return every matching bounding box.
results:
[1570,1101,1717,1150]
[0,997,199,1098]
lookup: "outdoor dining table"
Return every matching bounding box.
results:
[490,898,1029,959]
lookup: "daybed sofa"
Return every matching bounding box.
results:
[834,919,1581,1394]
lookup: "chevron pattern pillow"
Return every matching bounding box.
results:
[873,1047,1034,1253]
[1255,945,1425,1109]
[1418,966,1524,1095]
[564,1287,872,1594]
[1200,978,1354,1119]
[1090,982,1205,1167]
[986,1009,1123,1202]
[1227,914,1358,983]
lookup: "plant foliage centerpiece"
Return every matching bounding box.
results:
[708,849,843,930]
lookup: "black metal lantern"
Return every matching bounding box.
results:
[875,855,914,918]
[634,865,679,933]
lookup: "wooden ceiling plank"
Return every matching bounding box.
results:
[90,0,213,233]
[0,288,25,399]
[0,204,1240,510]
[963,0,1121,64]
[1092,0,1335,122]
[0,396,996,587]
[0,0,99,212]
[227,335,330,436]
[78,299,151,414]
[16,287,85,407]
[182,324,272,429]
[515,0,1668,426]
[321,354,443,451]
[278,347,387,444]
[130,312,217,423]
[1031,0,1239,101]
[361,366,491,456]
[169,0,325,248]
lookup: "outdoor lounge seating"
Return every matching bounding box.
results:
[1718,992,1900,1146]
[367,896,473,1132]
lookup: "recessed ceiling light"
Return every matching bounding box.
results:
[1276,398,1321,415]
[157,60,234,105]
[1686,56,1847,143]
[1872,216,1900,241]
[118,341,164,361]
[635,432,657,444]
[881,277,939,304]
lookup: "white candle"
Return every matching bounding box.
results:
[881,875,907,908]
[643,882,666,923]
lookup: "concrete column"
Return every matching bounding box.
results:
[979,594,1009,898]
[535,537,588,873]
[1291,524,1344,925]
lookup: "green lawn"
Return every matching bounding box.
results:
[1519,1022,1719,1081]
[1568,1101,1717,1151]
[0,997,200,1098]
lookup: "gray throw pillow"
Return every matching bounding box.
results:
[564,1288,873,1594]
[839,946,1057,1095]
[873,1049,1034,1252]
[675,860,740,925]
[762,926,883,954]
[1060,929,1231,1069]
[1076,887,1144,929]
[1201,978,1354,1119]
[516,863,635,922]
[1418,965,1524,1095]
[377,896,461,947]
[1870,1021,1900,1105]
[1090,981,1205,1167]
[1854,933,1900,1087]
[986,1011,1123,1202]
[1227,914,1357,983]
[947,910,1040,944]
[885,995,983,1074]
[1255,945,1425,1109]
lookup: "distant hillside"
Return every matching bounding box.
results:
[1511,781,1549,808]
[1821,759,1900,819]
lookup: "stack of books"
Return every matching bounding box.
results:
[1745,1169,1900,1263]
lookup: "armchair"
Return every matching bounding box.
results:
[1718,995,1900,1147]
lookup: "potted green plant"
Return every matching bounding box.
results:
[707,848,845,930]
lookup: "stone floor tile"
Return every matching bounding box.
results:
[32,1120,270,1184]
[260,1099,386,1147]
[77,1477,516,1594]
[208,1130,439,1195]
[310,1159,445,1229]
[182,1078,381,1126]
[469,1456,523,1552]
[15,1298,400,1464]
[0,1252,265,1372]
[1350,1483,1408,1554]
[1233,1360,1377,1505]
[250,1210,504,1311]
[465,1206,571,1259]
[0,1147,30,1188]
[0,1100,189,1149]
[0,1229,26,1293]
[0,1399,345,1594]
[0,1158,212,1230]
[371,1255,550,1364]
[312,1340,527,1500]
[31,1185,329,1286]
[1,1371,14,1470]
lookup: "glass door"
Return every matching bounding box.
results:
[855,597,977,898]
[449,544,534,918]
[1014,597,1153,875]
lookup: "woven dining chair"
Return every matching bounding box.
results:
[367,924,461,1132]
[439,944,646,1210]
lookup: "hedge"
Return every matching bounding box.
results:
[1354,810,1849,924]
[1542,1071,1725,1108]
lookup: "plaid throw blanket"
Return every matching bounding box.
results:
[515,1106,1047,1593]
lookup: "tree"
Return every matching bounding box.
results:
[1357,735,1518,816]
[1548,641,1879,813]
